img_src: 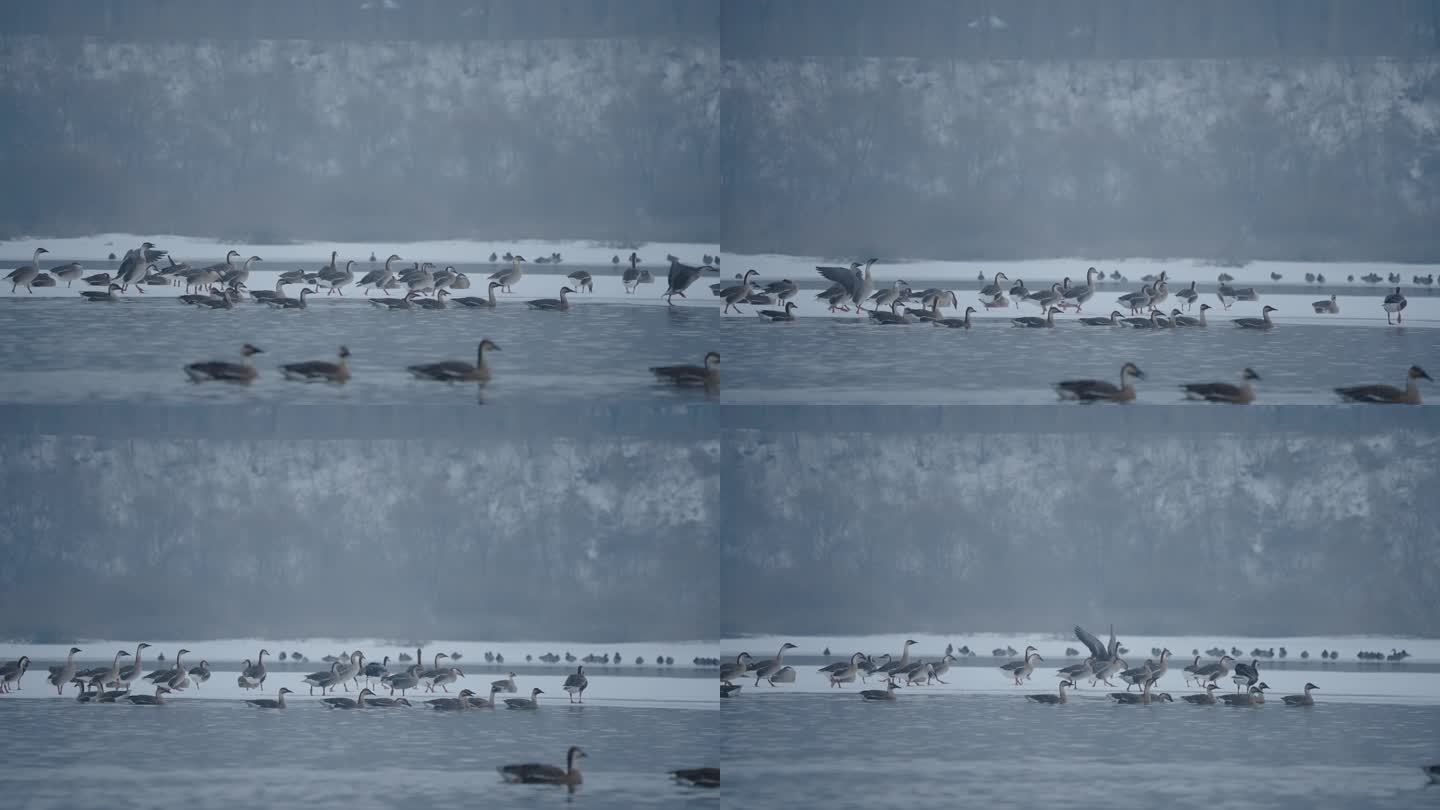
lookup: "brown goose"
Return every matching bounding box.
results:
[1335,366,1430,404]
[184,344,262,384]
[1181,368,1260,404]
[1054,362,1145,403]
[407,339,500,383]
[650,352,719,387]
[281,346,351,384]
[244,687,293,709]
[1027,679,1073,705]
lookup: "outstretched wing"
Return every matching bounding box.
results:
[816,266,861,297]
[1074,625,1107,661]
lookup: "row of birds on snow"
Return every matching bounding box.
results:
[720,627,1322,707]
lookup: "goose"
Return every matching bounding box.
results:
[1231,659,1260,693]
[1175,280,1199,310]
[1060,267,1100,311]
[815,259,877,315]
[1008,278,1030,303]
[429,666,464,693]
[1149,279,1170,308]
[318,259,355,295]
[1057,658,1094,686]
[1111,681,1172,705]
[414,288,450,310]
[50,262,83,287]
[720,653,752,684]
[265,287,315,311]
[859,680,900,701]
[219,255,262,288]
[563,666,588,703]
[1281,683,1319,706]
[46,647,82,694]
[1118,284,1154,314]
[1182,683,1221,704]
[757,301,798,322]
[491,672,518,693]
[75,650,130,692]
[323,687,377,709]
[1181,368,1260,404]
[362,656,391,688]
[1233,305,1278,330]
[751,643,798,686]
[165,649,193,691]
[979,271,1009,298]
[1054,362,1145,403]
[382,665,422,696]
[504,687,544,709]
[455,280,503,308]
[934,305,976,329]
[303,662,343,695]
[664,260,708,304]
[877,641,918,679]
[240,649,269,690]
[197,286,241,309]
[114,643,151,690]
[7,247,49,293]
[822,653,867,688]
[0,655,31,693]
[817,282,855,312]
[368,696,413,708]
[244,687,294,708]
[359,254,402,295]
[116,243,163,291]
[335,651,365,691]
[184,344,262,384]
[1027,679,1073,704]
[622,257,647,293]
[650,351,720,388]
[1312,294,1339,314]
[1192,655,1235,687]
[82,272,112,287]
[407,339,501,383]
[763,278,799,301]
[720,275,756,314]
[1170,303,1211,326]
[1182,655,1204,686]
[499,746,586,787]
[869,302,913,324]
[670,768,719,788]
[80,283,123,302]
[1025,283,1064,311]
[564,270,593,292]
[125,685,171,705]
[1012,306,1061,328]
[1001,648,1044,685]
[869,280,912,311]
[1119,659,1156,691]
[400,262,435,295]
[1217,283,1258,308]
[721,683,742,698]
[927,654,957,685]
[187,659,210,690]
[490,256,526,292]
[249,278,291,304]
[1079,310,1124,326]
[425,688,476,711]
[1219,683,1268,706]
[467,685,505,709]
[280,345,351,384]
[1335,365,1431,404]
[526,286,575,311]
[1121,309,1161,328]
[371,290,420,310]
[1383,287,1407,323]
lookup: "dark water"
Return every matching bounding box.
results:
[0,278,714,405]
[718,318,1440,404]
[0,699,719,809]
[721,693,1437,808]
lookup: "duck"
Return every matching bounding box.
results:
[280,345,351,384]
[1011,306,1061,328]
[499,746,586,787]
[244,687,293,709]
[1027,679,1073,704]
[407,339,501,383]
[1335,366,1430,404]
[1282,682,1318,706]
[184,344,262,384]
[757,301,798,321]
[1233,305,1278,330]
[649,352,720,388]
[1312,294,1339,314]
[504,687,544,709]
[527,286,575,311]
[1181,368,1260,404]
[1054,362,1145,403]
[1382,286,1407,324]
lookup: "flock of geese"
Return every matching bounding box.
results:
[0,645,717,791]
[1047,362,1431,404]
[720,627,1330,708]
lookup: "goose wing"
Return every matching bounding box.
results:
[816,266,861,297]
[1075,626,1109,661]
